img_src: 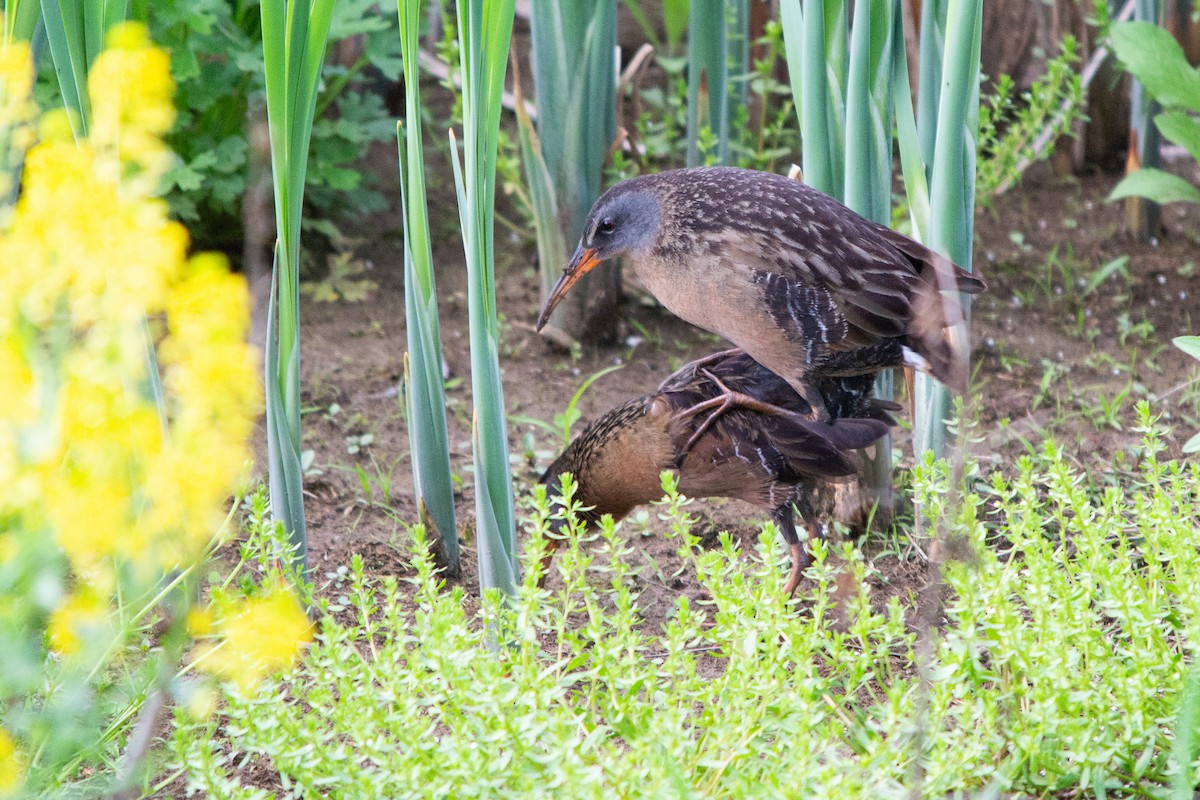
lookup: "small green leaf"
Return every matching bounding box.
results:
[172,45,202,81]
[1184,431,1200,454]
[1174,336,1200,362]
[1110,22,1200,113]
[1107,169,1200,205]
[1154,111,1200,164]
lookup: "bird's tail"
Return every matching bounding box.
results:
[824,417,892,452]
[905,258,985,392]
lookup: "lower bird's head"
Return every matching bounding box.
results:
[535,185,661,331]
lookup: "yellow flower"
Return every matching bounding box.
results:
[0,42,34,126]
[2,19,264,740]
[36,107,73,143]
[0,41,33,102]
[0,27,259,581]
[186,606,214,638]
[198,582,313,691]
[0,727,25,797]
[87,22,175,188]
[47,589,111,655]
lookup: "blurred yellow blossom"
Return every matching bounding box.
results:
[47,589,111,655]
[197,582,313,691]
[0,29,259,581]
[0,727,23,797]
[88,22,175,188]
[36,107,74,143]
[186,605,214,638]
[0,41,33,107]
[0,40,35,207]
[183,684,218,722]
[0,22,294,797]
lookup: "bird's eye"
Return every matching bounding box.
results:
[596,217,616,236]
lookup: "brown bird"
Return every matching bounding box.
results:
[538,351,895,596]
[535,166,986,421]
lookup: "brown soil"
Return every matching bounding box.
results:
[287,149,1200,616]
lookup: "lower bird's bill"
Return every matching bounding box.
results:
[535,246,602,331]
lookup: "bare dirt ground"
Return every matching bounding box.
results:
[283,147,1200,623]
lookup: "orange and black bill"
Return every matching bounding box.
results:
[534,246,603,331]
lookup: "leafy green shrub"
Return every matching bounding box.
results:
[153,0,398,250]
[174,413,1200,797]
[1108,21,1200,206]
[976,35,1084,202]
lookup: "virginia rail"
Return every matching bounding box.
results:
[538,351,895,596]
[535,166,987,421]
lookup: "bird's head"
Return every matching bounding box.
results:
[535,187,660,331]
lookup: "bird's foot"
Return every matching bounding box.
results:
[783,541,813,598]
[656,347,744,393]
[782,544,801,599]
[672,368,809,465]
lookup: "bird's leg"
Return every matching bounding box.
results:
[801,387,830,423]
[773,506,815,598]
[655,347,744,392]
[672,368,808,464]
[783,542,810,598]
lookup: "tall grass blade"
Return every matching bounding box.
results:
[687,0,723,166]
[686,0,746,165]
[3,0,40,44]
[912,0,982,457]
[397,0,458,576]
[451,0,518,596]
[892,21,930,241]
[915,0,946,167]
[796,0,847,196]
[39,0,94,136]
[260,0,337,578]
[842,0,900,521]
[842,0,894,222]
[264,252,308,572]
[779,1,805,135]
[527,0,617,340]
[726,0,749,137]
[513,81,567,308]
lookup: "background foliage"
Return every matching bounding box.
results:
[152,0,398,251]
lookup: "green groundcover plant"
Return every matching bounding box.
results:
[174,406,1200,797]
